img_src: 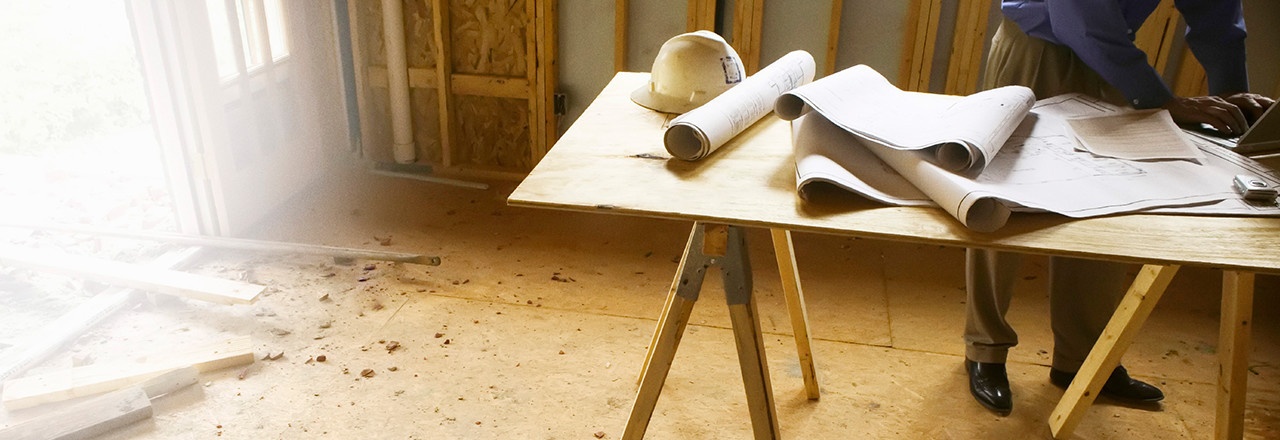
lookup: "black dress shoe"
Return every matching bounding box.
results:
[1049,365,1164,403]
[966,359,1013,415]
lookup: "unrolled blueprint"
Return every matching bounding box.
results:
[777,64,1035,174]
[793,93,1280,232]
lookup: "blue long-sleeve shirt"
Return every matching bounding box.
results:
[1002,0,1249,109]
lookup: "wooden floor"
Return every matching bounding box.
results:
[2,165,1278,439]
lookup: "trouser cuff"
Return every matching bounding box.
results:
[1052,352,1084,372]
[965,345,1009,364]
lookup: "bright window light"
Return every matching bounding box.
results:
[264,0,290,61]
[204,0,239,79]
[235,0,265,71]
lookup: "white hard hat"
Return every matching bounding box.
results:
[631,31,745,114]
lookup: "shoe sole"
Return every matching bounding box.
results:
[967,361,1013,415]
[1048,379,1164,403]
[967,385,1012,415]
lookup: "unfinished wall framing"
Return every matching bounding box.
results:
[351,0,557,179]
[350,0,1258,179]
[610,0,1218,100]
[610,0,979,90]
[941,0,993,95]
[907,0,1211,95]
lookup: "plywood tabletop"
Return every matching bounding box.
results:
[509,72,1280,274]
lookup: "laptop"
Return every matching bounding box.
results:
[1185,103,1280,157]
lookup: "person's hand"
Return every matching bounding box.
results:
[1219,92,1276,123]
[1162,95,1248,136]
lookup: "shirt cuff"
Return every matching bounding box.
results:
[1121,76,1175,109]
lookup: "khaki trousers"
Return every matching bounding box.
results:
[963,18,1135,371]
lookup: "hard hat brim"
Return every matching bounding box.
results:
[630,85,700,115]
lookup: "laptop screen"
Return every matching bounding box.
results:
[1234,103,1280,155]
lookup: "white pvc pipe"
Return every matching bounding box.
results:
[382,0,416,163]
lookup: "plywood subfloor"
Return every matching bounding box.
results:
[2,164,1278,439]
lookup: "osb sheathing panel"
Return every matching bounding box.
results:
[450,0,529,77]
[355,0,392,163]
[357,0,444,162]
[410,88,444,163]
[357,1,386,66]
[357,0,536,170]
[403,0,439,68]
[452,95,531,170]
[358,0,438,67]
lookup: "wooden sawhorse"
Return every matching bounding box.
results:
[624,223,819,439]
[1050,265,1256,440]
[625,241,1258,440]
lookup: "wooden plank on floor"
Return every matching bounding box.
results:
[3,336,253,410]
[1,223,441,266]
[0,245,263,305]
[0,387,152,440]
[138,366,199,399]
[0,247,203,384]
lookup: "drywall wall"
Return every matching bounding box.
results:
[625,1,688,73]
[760,0,832,70]
[557,0,619,133]
[556,0,915,133]
[1244,0,1280,95]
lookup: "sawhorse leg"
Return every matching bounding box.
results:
[1216,271,1254,440]
[624,223,781,440]
[770,229,820,400]
[638,229,820,400]
[1049,264,1179,438]
[637,228,819,401]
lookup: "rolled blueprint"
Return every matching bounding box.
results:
[664,50,817,161]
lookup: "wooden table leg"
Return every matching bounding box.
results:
[724,226,781,439]
[623,223,714,440]
[1049,264,1180,439]
[1216,271,1254,440]
[770,228,820,400]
